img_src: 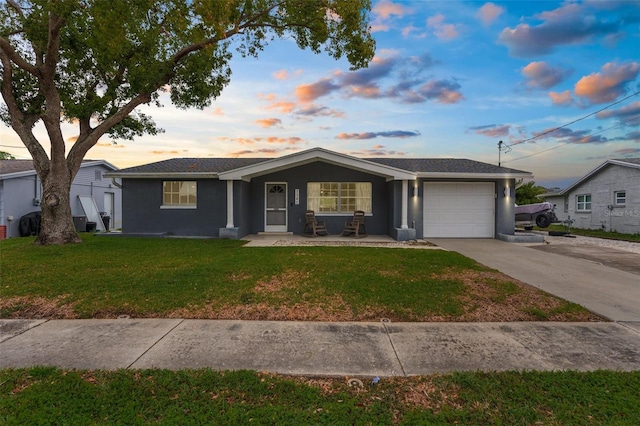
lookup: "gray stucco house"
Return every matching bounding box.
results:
[543,158,640,234]
[106,148,531,240]
[0,159,122,238]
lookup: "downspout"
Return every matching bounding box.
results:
[111,178,122,189]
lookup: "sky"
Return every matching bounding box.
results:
[1,0,639,189]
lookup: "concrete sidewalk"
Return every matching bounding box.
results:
[1,319,639,375]
[429,239,640,322]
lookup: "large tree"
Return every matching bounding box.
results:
[0,0,375,245]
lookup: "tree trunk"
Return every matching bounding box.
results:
[34,165,81,245]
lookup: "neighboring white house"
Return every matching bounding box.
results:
[543,158,640,234]
[0,159,122,238]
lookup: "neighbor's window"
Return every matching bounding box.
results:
[563,197,569,213]
[307,182,372,214]
[162,181,197,208]
[576,194,591,212]
[614,191,626,206]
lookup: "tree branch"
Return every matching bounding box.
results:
[0,37,40,76]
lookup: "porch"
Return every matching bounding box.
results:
[242,233,434,248]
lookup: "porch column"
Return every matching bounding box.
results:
[226,180,234,228]
[401,180,409,229]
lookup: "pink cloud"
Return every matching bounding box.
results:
[295,78,339,103]
[372,0,408,19]
[255,118,282,128]
[522,61,569,89]
[427,14,459,40]
[549,90,574,106]
[476,3,503,27]
[273,70,288,80]
[574,61,639,104]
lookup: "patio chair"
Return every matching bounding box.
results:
[342,210,367,238]
[302,210,329,237]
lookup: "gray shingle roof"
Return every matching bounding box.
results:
[115,158,268,174]
[367,158,529,174]
[0,159,35,175]
[114,156,530,175]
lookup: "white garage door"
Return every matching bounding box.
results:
[423,182,495,238]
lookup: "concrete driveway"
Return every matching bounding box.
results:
[428,239,640,322]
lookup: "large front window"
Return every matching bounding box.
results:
[576,194,591,212]
[162,181,197,208]
[307,182,372,214]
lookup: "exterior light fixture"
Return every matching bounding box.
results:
[504,186,510,198]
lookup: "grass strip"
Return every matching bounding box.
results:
[1,368,639,425]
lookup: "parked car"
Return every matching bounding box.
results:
[515,202,558,228]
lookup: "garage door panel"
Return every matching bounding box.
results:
[423,182,495,238]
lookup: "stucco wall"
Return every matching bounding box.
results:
[560,165,640,233]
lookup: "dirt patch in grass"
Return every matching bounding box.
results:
[0,296,77,319]
[448,269,602,322]
[1,270,603,322]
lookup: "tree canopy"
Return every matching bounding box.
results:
[0,0,375,244]
[516,181,547,205]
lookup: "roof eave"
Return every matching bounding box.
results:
[104,172,219,179]
[218,147,416,181]
[417,172,533,179]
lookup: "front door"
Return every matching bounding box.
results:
[265,183,287,232]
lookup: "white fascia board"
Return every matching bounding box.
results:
[81,160,119,171]
[104,172,219,179]
[218,147,416,181]
[417,172,533,179]
[0,170,37,180]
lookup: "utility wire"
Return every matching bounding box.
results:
[505,90,640,148]
[503,121,629,164]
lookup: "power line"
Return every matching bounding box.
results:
[505,90,640,148]
[503,121,628,164]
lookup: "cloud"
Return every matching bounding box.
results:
[265,100,296,114]
[273,70,288,80]
[574,62,639,104]
[370,0,412,32]
[596,101,640,126]
[288,52,460,107]
[549,90,574,106]
[255,118,282,128]
[347,145,407,156]
[498,3,622,57]
[469,124,511,138]
[533,127,608,144]
[372,0,408,20]
[476,3,504,27]
[414,80,464,104]
[295,78,340,103]
[228,147,300,157]
[623,131,640,142]
[335,130,421,140]
[426,14,459,41]
[222,136,305,146]
[614,147,640,155]
[295,104,345,118]
[522,62,570,89]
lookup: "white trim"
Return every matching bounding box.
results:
[219,147,416,182]
[226,180,234,228]
[160,205,197,210]
[401,180,408,229]
[417,172,532,179]
[264,182,288,232]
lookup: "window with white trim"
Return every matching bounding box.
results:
[162,181,197,207]
[576,194,591,212]
[614,191,626,206]
[307,182,372,214]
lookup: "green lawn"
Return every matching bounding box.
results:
[1,368,639,425]
[541,225,640,242]
[0,235,597,321]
